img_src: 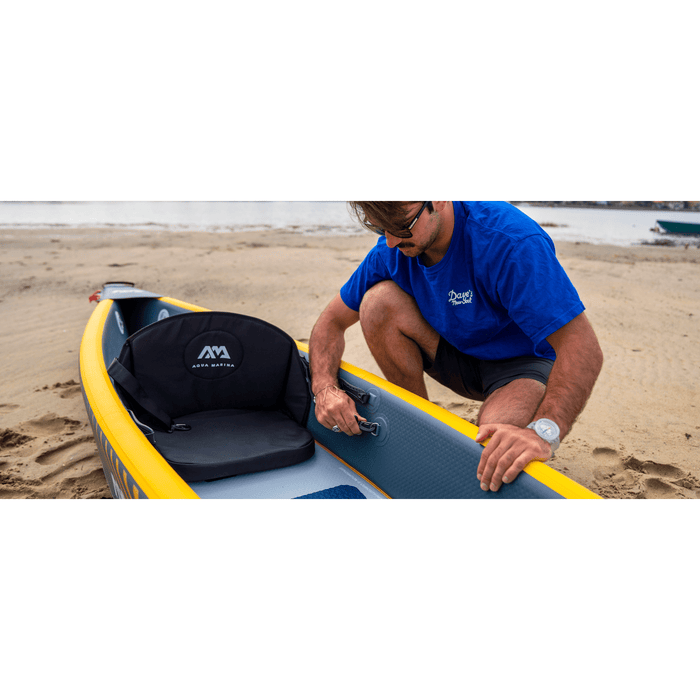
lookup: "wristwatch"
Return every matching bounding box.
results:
[527,418,561,453]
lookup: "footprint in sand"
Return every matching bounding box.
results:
[1,432,106,498]
[0,429,35,451]
[592,447,625,481]
[50,380,82,399]
[57,467,111,498]
[640,478,680,499]
[35,436,95,467]
[592,447,623,467]
[592,447,642,497]
[40,454,100,485]
[623,457,697,499]
[592,449,699,499]
[59,385,82,399]
[35,380,81,399]
[0,403,21,416]
[34,437,100,489]
[18,413,82,437]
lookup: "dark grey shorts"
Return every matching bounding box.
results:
[423,337,554,402]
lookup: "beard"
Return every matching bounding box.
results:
[397,225,440,258]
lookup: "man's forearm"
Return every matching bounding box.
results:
[308,319,347,394]
[308,293,361,405]
[534,352,602,438]
[535,315,604,438]
[307,295,368,435]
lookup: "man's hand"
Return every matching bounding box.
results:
[309,293,366,436]
[475,424,552,492]
[314,385,367,436]
[472,313,603,493]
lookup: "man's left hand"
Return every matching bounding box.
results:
[474,424,552,492]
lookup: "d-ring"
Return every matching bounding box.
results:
[331,425,341,433]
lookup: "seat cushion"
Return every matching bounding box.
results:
[153,408,315,482]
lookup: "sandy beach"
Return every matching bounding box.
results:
[1,225,699,499]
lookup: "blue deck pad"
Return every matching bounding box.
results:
[189,443,387,499]
[296,485,366,499]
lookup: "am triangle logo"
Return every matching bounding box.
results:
[191,344,236,370]
[198,345,231,360]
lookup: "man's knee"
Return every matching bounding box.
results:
[359,281,404,315]
[359,282,439,359]
[358,281,407,331]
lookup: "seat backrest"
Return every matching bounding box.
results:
[114,311,311,426]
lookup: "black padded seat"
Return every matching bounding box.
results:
[153,408,315,482]
[108,311,314,482]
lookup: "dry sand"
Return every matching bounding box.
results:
[1,225,699,499]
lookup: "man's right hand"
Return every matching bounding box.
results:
[314,384,366,436]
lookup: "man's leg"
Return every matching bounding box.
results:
[360,281,548,425]
[476,378,546,428]
[359,281,439,400]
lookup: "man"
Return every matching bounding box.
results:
[308,201,603,492]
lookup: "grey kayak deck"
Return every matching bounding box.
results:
[189,442,387,499]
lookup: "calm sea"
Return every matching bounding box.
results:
[1,201,699,247]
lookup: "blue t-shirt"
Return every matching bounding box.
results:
[340,201,584,361]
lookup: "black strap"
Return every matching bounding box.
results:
[107,358,174,431]
[339,377,371,406]
[299,356,370,406]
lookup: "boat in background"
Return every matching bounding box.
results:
[79,282,600,500]
[656,220,700,236]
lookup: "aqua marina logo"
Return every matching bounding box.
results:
[198,346,231,360]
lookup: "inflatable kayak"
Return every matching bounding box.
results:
[79,282,599,499]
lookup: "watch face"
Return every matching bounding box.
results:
[536,419,559,440]
[540,424,556,439]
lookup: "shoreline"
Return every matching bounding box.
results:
[3,221,700,251]
[516,201,700,213]
[1,227,699,499]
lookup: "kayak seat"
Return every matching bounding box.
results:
[108,311,315,482]
[149,408,315,482]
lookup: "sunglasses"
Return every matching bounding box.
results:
[367,201,433,239]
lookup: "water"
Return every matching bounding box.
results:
[0,201,365,237]
[1,201,699,246]
[515,204,700,247]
